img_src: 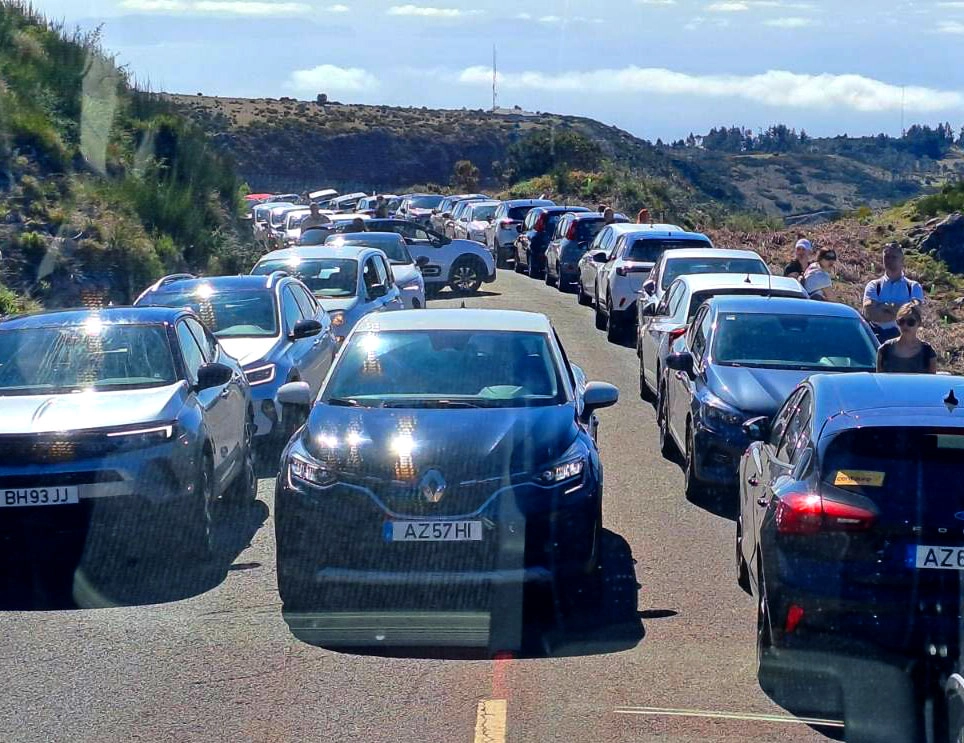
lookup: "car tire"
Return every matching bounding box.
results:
[606,299,621,343]
[594,297,607,330]
[513,257,524,274]
[756,558,777,694]
[226,416,258,504]
[658,389,677,460]
[545,267,555,287]
[736,517,752,594]
[527,254,542,280]
[577,279,591,306]
[183,454,215,559]
[450,257,484,294]
[638,346,656,402]
[496,248,509,270]
[684,424,706,499]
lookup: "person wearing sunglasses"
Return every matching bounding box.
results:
[802,247,837,301]
[876,302,937,374]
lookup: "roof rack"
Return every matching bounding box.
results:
[156,273,196,288]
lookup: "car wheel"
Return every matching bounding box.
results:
[544,267,555,287]
[756,558,774,671]
[227,415,257,504]
[496,249,508,269]
[658,389,677,459]
[184,454,215,559]
[577,279,591,306]
[450,257,484,293]
[513,256,524,274]
[639,346,656,402]
[684,424,706,499]
[425,284,442,298]
[594,296,607,330]
[606,299,621,343]
[737,517,752,595]
[557,272,572,293]
[527,254,542,280]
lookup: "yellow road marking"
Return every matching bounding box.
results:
[474,699,507,743]
[614,706,844,728]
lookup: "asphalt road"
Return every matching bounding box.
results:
[0,269,835,743]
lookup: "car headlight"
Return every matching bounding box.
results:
[105,422,177,448]
[401,280,422,292]
[244,362,276,386]
[289,451,337,488]
[703,400,744,430]
[534,442,588,487]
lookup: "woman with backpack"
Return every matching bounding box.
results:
[876,303,937,374]
[802,247,837,301]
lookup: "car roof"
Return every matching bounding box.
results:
[256,245,378,262]
[662,246,756,260]
[504,199,555,207]
[706,295,862,317]
[144,275,280,295]
[327,232,404,244]
[537,206,591,215]
[1,306,185,329]
[615,223,685,234]
[808,373,964,430]
[680,273,805,294]
[468,200,501,209]
[354,309,552,334]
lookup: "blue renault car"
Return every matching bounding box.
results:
[660,296,878,496]
[0,307,255,560]
[135,273,336,449]
[272,309,619,649]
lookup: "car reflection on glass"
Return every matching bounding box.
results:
[273,309,618,651]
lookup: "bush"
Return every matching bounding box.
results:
[917,180,964,218]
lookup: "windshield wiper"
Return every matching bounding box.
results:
[379,399,485,409]
[327,397,364,407]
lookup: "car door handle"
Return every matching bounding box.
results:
[756,496,768,507]
[747,475,760,487]
[219,387,231,399]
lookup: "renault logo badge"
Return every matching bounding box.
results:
[419,469,446,503]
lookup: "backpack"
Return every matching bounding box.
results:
[874,278,913,300]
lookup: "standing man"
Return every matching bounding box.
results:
[301,202,330,230]
[783,238,812,280]
[602,207,616,225]
[636,207,651,224]
[374,195,389,219]
[862,243,925,342]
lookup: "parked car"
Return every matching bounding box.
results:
[398,193,445,226]
[329,192,369,213]
[453,200,500,245]
[738,373,964,714]
[660,296,878,497]
[548,214,631,296]
[443,199,483,239]
[273,308,619,648]
[486,199,555,268]
[433,194,485,233]
[638,247,768,317]
[356,195,398,216]
[281,207,312,247]
[361,218,496,296]
[135,274,336,449]
[513,206,591,279]
[252,201,293,241]
[251,244,405,343]
[638,273,807,404]
[324,232,427,309]
[299,214,372,245]
[0,306,256,561]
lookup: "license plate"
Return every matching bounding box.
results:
[913,545,964,570]
[1,487,79,508]
[384,520,483,542]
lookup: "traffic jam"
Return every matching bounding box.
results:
[3,187,964,741]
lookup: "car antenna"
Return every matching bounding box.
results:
[945,389,959,413]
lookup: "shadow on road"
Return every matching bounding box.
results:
[0,498,268,610]
[685,485,740,521]
[431,289,502,300]
[284,529,647,661]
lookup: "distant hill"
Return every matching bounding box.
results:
[166,94,959,219]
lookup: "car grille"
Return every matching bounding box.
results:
[344,475,502,518]
[0,433,124,464]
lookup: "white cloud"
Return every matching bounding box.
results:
[938,20,964,33]
[119,0,188,9]
[764,16,816,27]
[121,0,310,13]
[457,65,964,112]
[938,1,964,6]
[326,3,350,11]
[706,1,749,10]
[387,4,466,16]
[637,0,676,4]
[538,15,562,23]
[286,64,379,93]
[515,12,532,19]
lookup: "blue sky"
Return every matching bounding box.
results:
[34,0,964,142]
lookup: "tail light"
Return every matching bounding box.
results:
[566,222,577,240]
[500,219,514,228]
[616,266,629,277]
[785,604,805,634]
[775,492,876,536]
[534,213,547,232]
[668,327,687,343]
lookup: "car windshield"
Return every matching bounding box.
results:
[409,195,443,209]
[299,227,332,245]
[270,209,293,227]
[661,255,766,288]
[286,212,309,229]
[252,259,358,297]
[712,313,877,370]
[146,289,278,337]
[328,235,412,264]
[323,330,566,408]
[0,323,176,395]
[470,204,497,221]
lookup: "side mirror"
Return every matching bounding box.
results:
[442,212,452,220]
[580,381,619,422]
[641,304,656,317]
[743,416,770,442]
[591,250,608,263]
[440,236,452,246]
[416,255,430,268]
[665,351,694,376]
[291,318,323,339]
[369,282,388,299]
[196,362,233,391]
[277,380,312,410]
[642,280,656,295]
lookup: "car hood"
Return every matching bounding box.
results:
[467,220,489,231]
[0,384,184,434]
[408,208,433,217]
[318,296,358,313]
[304,403,579,482]
[391,264,421,286]
[218,336,280,367]
[706,365,808,418]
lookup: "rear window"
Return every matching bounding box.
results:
[629,239,710,266]
[662,255,767,288]
[688,288,799,319]
[575,220,605,241]
[508,206,535,221]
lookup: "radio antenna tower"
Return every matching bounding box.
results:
[492,44,498,112]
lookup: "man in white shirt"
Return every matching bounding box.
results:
[862,243,925,342]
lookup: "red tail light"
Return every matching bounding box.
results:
[785,604,805,634]
[668,327,687,343]
[534,213,547,232]
[500,219,514,228]
[566,222,577,240]
[775,492,876,535]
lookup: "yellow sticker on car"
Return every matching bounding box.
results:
[834,470,886,487]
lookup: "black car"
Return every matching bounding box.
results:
[660,296,878,496]
[273,308,618,650]
[739,373,964,723]
[513,206,590,279]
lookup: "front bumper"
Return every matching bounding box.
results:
[692,423,748,486]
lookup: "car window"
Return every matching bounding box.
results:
[690,308,713,366]
[176,320,206,383]
[768,387,806,448]
[375,256,392,287]
[656,281,680,316]
[281,287,304,330]
[668,283,687,319]
[290,284,318,317]
[184,316,216,362]
[776,390,812,463]
[609,235,625,261]
[660,255,767,289]
[362,257,381,296]
[686,305,706,348]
